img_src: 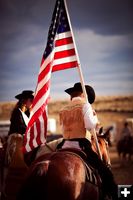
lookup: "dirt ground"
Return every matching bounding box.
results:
[109,144,133,185]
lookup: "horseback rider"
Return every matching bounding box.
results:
[121,122,132,140]
[57,82,117,200]
[8,90,34,136]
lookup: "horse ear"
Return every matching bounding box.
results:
[97,127,105,139]
[99,127,103,135]
[98,127,108,139]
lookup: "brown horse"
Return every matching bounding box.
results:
[92,133,111,166]
[117,136,133,161]
[17,133,113,200]
[1,134,28,200]
[17,152,100,200]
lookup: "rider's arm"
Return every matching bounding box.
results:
[83,103,99,131]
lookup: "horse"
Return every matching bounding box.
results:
[98,126,114,147]
[0,137,4,192]
[17,132,115,200]
[117,136,133,161]
[92,134,111,166]
[0,136,8,194]
[1,133,28,200]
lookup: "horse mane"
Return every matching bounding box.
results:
[92,136,111,165]
[5,133,23,166]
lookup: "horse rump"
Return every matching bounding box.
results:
[17,152,100,200]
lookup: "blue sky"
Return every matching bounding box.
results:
[0,0,133,101]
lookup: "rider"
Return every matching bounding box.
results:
[8,90,34,136]
[57,82,117,200]
[121,122,132,140]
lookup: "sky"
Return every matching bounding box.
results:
[0,0,133,102]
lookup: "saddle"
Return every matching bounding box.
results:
[58,148,102,187]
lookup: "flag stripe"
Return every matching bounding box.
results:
[27,94,50,129]
[38,63,51,83]
[24,107,47,152]
[55,43,74,52]
[39,115,45,143]
[52,55,77,66]
[39,51,54,74]
[32,82,50,113]
[32,124,38,148]
[54,49,75,59]
[35,69,51,98]
[55,37,73,47]
[52,61,77,72]
[56,31,72,40]
[35,119,42,146]
[28,126,34,151]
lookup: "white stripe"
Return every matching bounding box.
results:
[32,87,50,114]
[55,31,71,40]
[39,50,54,74]
[25,145,31,152]
[32,124,38,148]
[52,55,77,66]
[25,128,32,152]
[39,115,45,144]
[54,43,74,52]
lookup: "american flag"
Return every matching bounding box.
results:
[23,0,78,153]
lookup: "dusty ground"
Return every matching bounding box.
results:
[109,144,133,184]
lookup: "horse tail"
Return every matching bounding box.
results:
[17,160,50,200]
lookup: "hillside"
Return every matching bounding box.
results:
[0,95,133,120]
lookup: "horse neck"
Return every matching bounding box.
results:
[92,137,111,165]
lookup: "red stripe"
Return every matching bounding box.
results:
[38,62,51,83]
[52,61,78,72]
[29,126,35,150]
[36,118,41,145]
[27,96,50,129]
[43,111,47,138]
[22,146,26,153]
[55,37,73,47]
[26,109,41,130]
[54,49,75,60]
[32,80,50,108]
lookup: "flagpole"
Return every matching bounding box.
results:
[63,0,102,160]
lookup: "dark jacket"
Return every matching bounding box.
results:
[8,108,27,135]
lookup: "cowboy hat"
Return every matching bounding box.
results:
[15,90,34,100]
[65,82,95,104]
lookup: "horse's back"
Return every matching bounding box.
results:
[18,151,100,200]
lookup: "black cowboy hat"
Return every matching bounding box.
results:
[65,82,95,104]
[15,90,34,100]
